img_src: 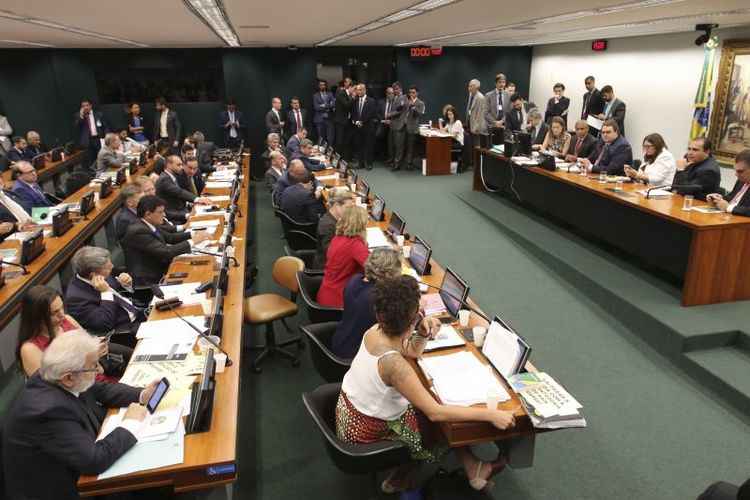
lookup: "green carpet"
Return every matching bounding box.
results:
[234,165,750,500]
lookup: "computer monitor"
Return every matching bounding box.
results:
[31,153,47,169]
[371,195,385,221]
[482,316,532,379]
[356,178,370,199]
[439,267,469,319]
[387,211,405,238]
[115,166,127,186]
[208,288,225,338]
[52,207,72,237]
[99,177,113,199]
[514,132,532,156]
[408,236,432,276]
[186,349,216,434]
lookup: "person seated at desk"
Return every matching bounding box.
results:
[292,139,325,172]
[527,110,548,149]
[624,133,676,185]
[121,195,209,286]
[317,205,369,308]
[190,131,217,174]
[117,129,145,155]
[314,187,354,269]
[336,276,516,494]
[11,160,53,213]
[707,148,750,216]
[272,159,321,207]
[151,141,171,176]
[3,331,158,500]
[181,157,206,196]
[0,174,35,242]
[330,248,401,359]
[127,102,148,145]
[95,132,126,174]
[540,116,571,158]
[24,130,48,160]
[280,168,325,224]
[672,137,721,200]
[564,120,597,162]
[65,246,145,340]
[265,150,287,193]
[156,154,211,223]
[440,105,464,147]
[6,136,27,164]
[580,119,632,176]
[286,127,307,156]
[262,132,288,174]
[118,178,185,238]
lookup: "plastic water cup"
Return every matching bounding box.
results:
[200,298,212,316]
[682,195,694,211]
[396,234,405,247]
[402,246,411,258]
[93,191,100,204]
[486,386,502,410]
[615,179,623,192]
[350,183,356,192]
[214,353,227,373]
[458,309,471,327]
[473,326,487,346]
[598,172,607,184]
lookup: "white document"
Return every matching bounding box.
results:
[638,188,673,198]
[136,316,204,340]
[205,181,233,189]
[132,338,194,362]
[418,351,509,406]
[482,321,523,379]
[691,206,724,214]
[205,195,230,202]
[366,227,390,248]
[150,283,206,307]
[98,421,185,480]
[586,115,603,130]
[315,173,339,182]
[188,218,221,229]
[425,325,466,351]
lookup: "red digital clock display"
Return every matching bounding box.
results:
[410,46,443,58]
[592,39,608,51]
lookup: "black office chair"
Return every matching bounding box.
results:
[296,271,343,324]
[64,169,93,197]
[283,230,318,268]
[302,383,411,475]
[300,322,351,382]
[277,209,317,239]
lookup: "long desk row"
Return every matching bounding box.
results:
[473,148,750,306]
[314,168,542,448]
[0,153,153,331]
[78,153,250,496]
[1,150,85,189]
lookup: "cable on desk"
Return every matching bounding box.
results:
[480,153,522,202]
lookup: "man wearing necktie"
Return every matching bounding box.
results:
[564,121,596,162]
[0,174,35,241]
[352,84,378,170]
[378,87,396,167]
[707,149,750,216]
[11,161,53,214]
[182,158,205,196]
[219,99,245,148]
[286,97,307,139]
[464,78,487,171]
[580,120,632,175]
[313,80,335,147]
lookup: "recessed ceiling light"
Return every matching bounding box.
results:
[184,0,241,47]
[238,25,270,29]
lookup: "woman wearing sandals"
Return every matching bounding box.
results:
[335,275,515,493]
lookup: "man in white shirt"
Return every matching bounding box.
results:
[0,175,34,240]
[154,97,182,150]
[707,149,750,216]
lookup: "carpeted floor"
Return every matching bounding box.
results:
[233,163,749,500]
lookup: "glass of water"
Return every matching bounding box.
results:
[682,195,694,211]
[598,172,607,184]
[615,179,623,191]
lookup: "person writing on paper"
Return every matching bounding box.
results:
[330,247,402,359]
[564,120,597,162]
[3,331,161,500]
[317,205,370,308]
[314,187,354,269]
[672,137,721,200]
[440,105,464,146]
[624,133,676,185]
[336,276,515,494]
[580,120,632,175]
[706,149,750,216]
[540,116,571,158]
[528,110,548,150]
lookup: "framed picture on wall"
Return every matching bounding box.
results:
[710,39,750,163]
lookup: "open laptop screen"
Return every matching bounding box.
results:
[439,267,469,319]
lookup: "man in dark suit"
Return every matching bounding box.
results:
[377,86,396,166]
[280,168,325,224]
[286,97,307,138]
[11,161,53,213]
[506,94,531,132]
[0,174,34,242]
[403,85,426,171]
[121,195,208,285]
[564,120,597,162]
[286,127,307,156]
[597,85,627,137]
[672,137,721,200]
[6,136,27,164]
[115,180,185,242]
[218,99,245,148]
[334,78,354,161]
[273,160,321,208]
[545,83,571,129]
[155,155,211,223]
[484,73,510,142]
[707,149,750,216]
[387,82,409,171]
[189,131,217,174]
[74,98,108,171]
[313,80,335,146]
[582,119,633,176]
[24,130,49,160]
[182,157,206,196]
[265,97,285,138]
[351,83,379,170]
[153,97,182,150]
[528,109,549,147]
[581,76,605,121]
[292,139,325,172]
[65,246,145,336]
[3,331,157,500]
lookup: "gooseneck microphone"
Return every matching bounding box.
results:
[0,259,29,275]
[190,248,239,267]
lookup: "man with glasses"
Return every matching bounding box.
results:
[11,160,53,213]
[3,330,160,500]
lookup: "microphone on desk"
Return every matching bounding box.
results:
[0,259,29,275]
[190,248,239,267]
[644,184,695,199]
[161,296,233,367]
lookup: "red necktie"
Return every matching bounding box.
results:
[296,110,302,130]
[575,138,583,155]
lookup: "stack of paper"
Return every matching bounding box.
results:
[316,173,339,182]
[638,188,673,198]
[420,293,446,316]
[366,227,390,248]
[507,372,586,429]
[188,218,222,229]
[425,325,466,351]
[150,283,206,306]
[136,316,205,340]
[205,181,233,189]
[418,352,509,406]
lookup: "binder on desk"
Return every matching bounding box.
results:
[482,316,531,379]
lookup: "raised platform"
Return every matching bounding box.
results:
[458,189,750,420]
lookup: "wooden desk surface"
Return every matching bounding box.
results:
[0,158,155,331]
[78,154,250,496]
[481,149,750,231]
[1,150,85,184]
[315,168,538,447]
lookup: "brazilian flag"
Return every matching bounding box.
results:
[690,36,718,140]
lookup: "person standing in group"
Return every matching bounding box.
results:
[351,83,379,171]
[313,80,335,147]
[484,73,509,143]
[74,98,109,171]
[545,83,570,129]
[127,103,148,145]
[402,85,426,171]
[387,82,409,172]
[334,78,354,161]
[464,79,486,171]
[265,97,285,139]
[286,96,307,139]
[218,98,245,148]
[154,97,182,151]
[378,86,396,167]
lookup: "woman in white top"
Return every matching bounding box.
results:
[440,105,464,146]
[337,276,515,494]
[624,133,676,185]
